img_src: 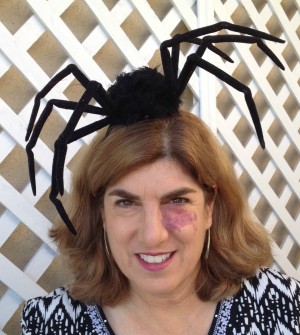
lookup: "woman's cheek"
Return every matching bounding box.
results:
[162,205,197,232]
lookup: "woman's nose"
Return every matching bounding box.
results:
[138,205,169,247]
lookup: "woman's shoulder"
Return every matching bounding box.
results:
[24,287,69,304]
[242,267,300,300]
[226,267,300,334]
[23,287,84,316]
[21,287,94,334]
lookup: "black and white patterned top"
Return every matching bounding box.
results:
[21,268,300,334]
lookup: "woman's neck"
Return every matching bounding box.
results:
[103,290,217,335]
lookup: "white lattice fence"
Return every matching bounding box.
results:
[212,0,300,278]
[0,0,299,334]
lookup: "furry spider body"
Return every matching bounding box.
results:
[26,21,285,234]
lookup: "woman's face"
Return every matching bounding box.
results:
[103,159,214,299]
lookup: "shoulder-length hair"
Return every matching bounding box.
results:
[50,109,272,305]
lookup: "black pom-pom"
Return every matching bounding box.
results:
[107,67,181,125]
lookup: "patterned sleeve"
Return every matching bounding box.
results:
[232,268,300,334]
[263,269,300,333]
[20,288,94,335]
[21,296,44,334]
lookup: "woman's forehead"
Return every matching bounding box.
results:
[105,158,202,196]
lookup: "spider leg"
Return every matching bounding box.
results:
[26,100,103,195]
[183,37,234,63]
[185,53,266,148]
[26,64,110,195]
[26,64,97,141]
[162,38,234,90]
[50,117,109,235]
[160,44,177,91]
[169,35,234,82]
[160,21,284,91]
[67,119,110,142]
[201,35,284,69]
[49,81,110,234]
[165,21,285,45]
[171,38,180,80]
[51,81,107,196]
[178,34,284,95]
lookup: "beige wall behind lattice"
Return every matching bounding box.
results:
[0,1,299,334]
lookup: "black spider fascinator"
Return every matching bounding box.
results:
[25,22,285,234]
[107,67,180,125]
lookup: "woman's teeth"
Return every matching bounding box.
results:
[139,253,171,264]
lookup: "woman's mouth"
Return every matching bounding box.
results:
[136,252,175,271]
[139,252,172,264]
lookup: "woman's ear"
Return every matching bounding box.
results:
[100,207,105,224]
[206,185,217,228]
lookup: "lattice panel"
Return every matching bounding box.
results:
[212,0,300,279]
[0,0,299,334]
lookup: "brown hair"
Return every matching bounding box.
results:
[50,109,272,305]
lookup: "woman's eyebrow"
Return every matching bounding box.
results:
[107,187,197,201]
[160,187,197,202]
[107,189,140,201]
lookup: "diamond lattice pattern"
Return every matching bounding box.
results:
[0,0,299,334]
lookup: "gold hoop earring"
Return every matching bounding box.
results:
[103,226,110,258]
[205,229,210,260]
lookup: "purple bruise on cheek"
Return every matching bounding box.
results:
[162,206,197,232]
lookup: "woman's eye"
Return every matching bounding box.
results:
[115,199,134,207]
[170,197,189,204]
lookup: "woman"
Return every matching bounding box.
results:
[21,68,300,334]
